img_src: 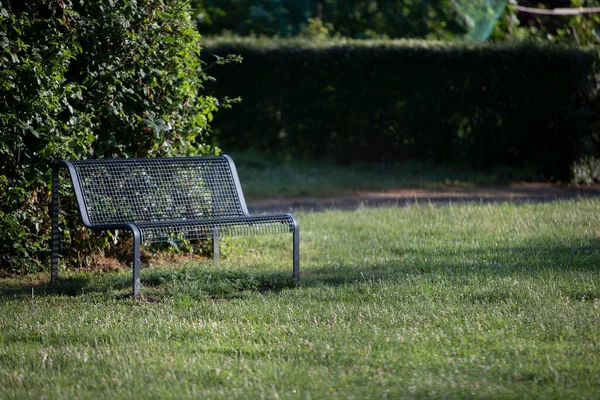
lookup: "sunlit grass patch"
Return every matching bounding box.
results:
[1,200,599,399]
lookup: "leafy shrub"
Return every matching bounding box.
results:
[203,38,600,179]
[571,156,600,184]
[0,0,224,274]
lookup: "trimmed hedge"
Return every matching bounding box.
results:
[203,38,600,179]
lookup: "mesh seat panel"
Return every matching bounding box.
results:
[136,215,295,243]
[71,156,245,225]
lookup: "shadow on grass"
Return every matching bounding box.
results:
[2,238,599,301]
[299,238,600,302]
[0,266,298,301]
[0,276,92,300]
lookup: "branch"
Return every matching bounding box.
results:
[516,5,600,16]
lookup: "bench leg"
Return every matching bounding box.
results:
[293,226,299,281]
[129,225,142,299]
[50,166,60,284]
[213,228,219,264]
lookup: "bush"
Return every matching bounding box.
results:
[203,38,600,178]
[0,0,223,274]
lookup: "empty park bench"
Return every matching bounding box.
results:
[50,155,299,298]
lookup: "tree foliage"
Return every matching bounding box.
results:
[492,0,600,47]
[192,0,470,39]
[0,0,223,274]
[193,0,600,45]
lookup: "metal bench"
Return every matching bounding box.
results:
[50,155,299,298]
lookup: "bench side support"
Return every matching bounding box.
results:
[50,165,61,284]
[213,227,220,264]
[289,214,300,281]
[127,224,142,299]
[293,228,299,280]
[50,161,94,285]
[222,155,250,215]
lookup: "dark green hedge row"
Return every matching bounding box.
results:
[203,38,600,179]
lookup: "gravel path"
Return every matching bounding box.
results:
[246,183,600,213]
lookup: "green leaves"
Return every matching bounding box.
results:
[492,0,600,47]
[0,0,224,274]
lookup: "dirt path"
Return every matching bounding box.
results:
[246,183,600,213]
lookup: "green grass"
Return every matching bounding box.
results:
[2,200,600,398]
[229,149,539,198]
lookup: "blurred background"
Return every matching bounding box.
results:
[192,0,599,43]
[195,0,600,186]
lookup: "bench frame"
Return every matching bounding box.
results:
[50,155,299,298]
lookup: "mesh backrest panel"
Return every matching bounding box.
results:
[72,157,244,225]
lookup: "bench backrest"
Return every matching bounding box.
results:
[66,155,248,227]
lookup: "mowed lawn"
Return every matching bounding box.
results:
[1,200,600,399]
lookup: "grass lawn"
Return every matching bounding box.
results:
[228,150,539,198]
[1,200,600,398]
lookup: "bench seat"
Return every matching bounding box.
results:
[136,215,296,242]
